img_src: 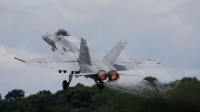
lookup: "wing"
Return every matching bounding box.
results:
[54,40,75,55]
[15,55,80,71]
[114,58,160,71]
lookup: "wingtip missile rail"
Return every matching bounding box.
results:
[14,57,26,63]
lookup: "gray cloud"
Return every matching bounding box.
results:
[0,0,199,96]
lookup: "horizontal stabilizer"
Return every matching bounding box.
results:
[118,74,144,77]
[74,73,96,77]
[117,71,144,77]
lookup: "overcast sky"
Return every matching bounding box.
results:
[0,0,200,97]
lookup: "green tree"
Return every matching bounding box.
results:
[75,83,85,88]
[167,77,200,111]
[180,77,198,83]
[5,89,25,101]
[66,83,95,108]
[143,76,157,83]
[37,90,52,95]
[0,93,2,100]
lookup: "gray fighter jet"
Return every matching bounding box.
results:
[15,29,159,90]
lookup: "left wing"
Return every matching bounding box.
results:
[54,40,75,55]
[114,58,160,71]
[15,55,80,71]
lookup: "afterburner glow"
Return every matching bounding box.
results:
[108,70,120,82]
[97,70,109,82]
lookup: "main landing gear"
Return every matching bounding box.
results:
[62,71,74,90]
[95,80,104,90]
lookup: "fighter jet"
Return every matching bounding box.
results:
[15,29,159,90]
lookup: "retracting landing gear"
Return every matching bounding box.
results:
[62,71,74,90]
[62,80,68,90]
[97,82,104,90]
[95,80,104,90]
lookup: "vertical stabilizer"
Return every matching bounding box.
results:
[104,38,127,65]
[79,38,92,66]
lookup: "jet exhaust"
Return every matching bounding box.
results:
[97,70,109,82]
[108,70,120,82]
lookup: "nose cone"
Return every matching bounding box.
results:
[42,32,47,41]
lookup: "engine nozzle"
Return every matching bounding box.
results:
[97,70,109,82]
[108,70,120,82]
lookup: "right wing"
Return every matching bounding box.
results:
[15,55,80,71]
[114,58,160,71]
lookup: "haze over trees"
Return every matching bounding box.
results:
[0,76,200,112]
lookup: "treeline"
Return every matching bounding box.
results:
[1,76,200,112]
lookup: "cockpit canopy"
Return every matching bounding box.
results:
[56,29,71,36]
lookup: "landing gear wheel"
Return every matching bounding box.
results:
[97,82,104,90]
[62,71,74,90]
[58,70,62,73]
[62,80,68,90]
[63,70,67,73]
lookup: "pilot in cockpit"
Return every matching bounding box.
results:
[56,29,71,36]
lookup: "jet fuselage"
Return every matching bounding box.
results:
[42,30,119,83]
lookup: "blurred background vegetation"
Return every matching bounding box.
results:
[0,76,200,112]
